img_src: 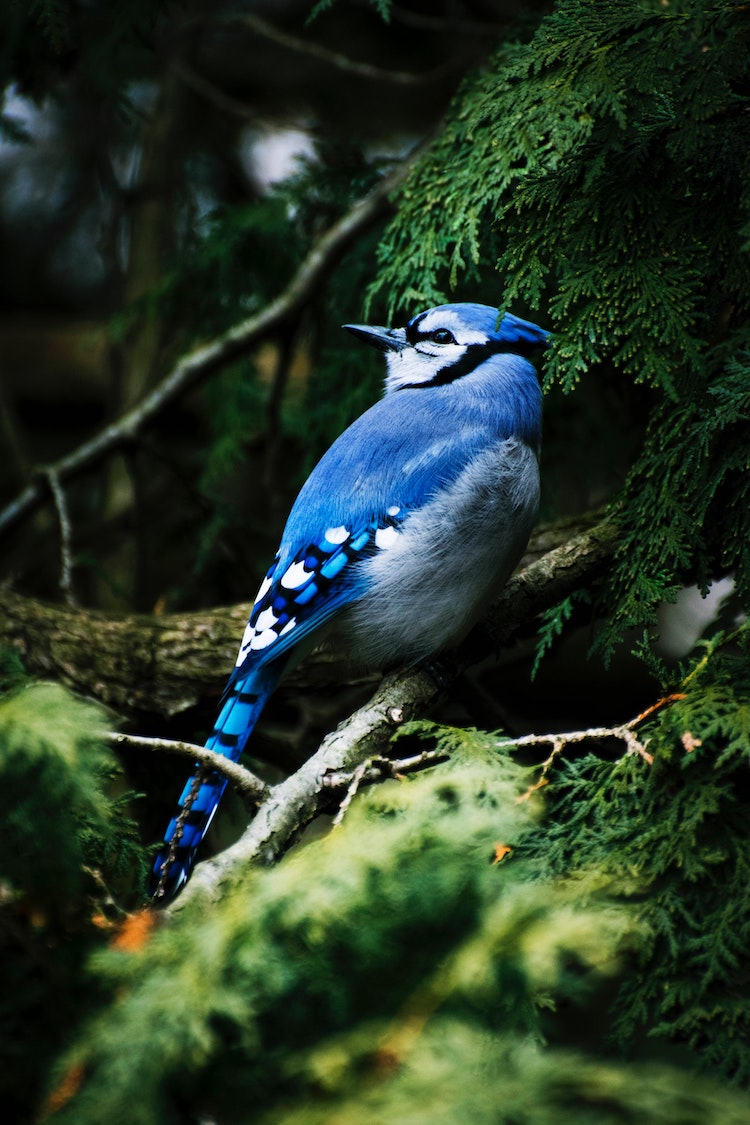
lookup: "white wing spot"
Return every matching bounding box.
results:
[375,525,399,550]
[250,629,277,650]
[324,525,349,545]
[254,607,279,632]
[387,505,401,517]
[236,621,255,666]
[280,560,311,589]
[255,572,273,603]
[279,618,296,636]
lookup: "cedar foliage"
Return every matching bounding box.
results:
[3,0,750,1122]
[372,0,750,652]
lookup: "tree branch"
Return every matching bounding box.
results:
[0,513,617,907]
[0,155,418,541]
[170,518,619,909]
[106,732,271,804]
[208,13,462,87]
[44,468,78,608]
[0,515,611,721]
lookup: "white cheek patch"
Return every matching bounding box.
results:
[385,348,431,391]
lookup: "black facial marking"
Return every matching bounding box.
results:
[399,337,543,390]
[405,311,429,345]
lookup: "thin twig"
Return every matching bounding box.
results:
[107,731,271,804]
[211,13,460,86]
[173,61,259,120]
[508,700,683,803]
[44,468,77,607]
[324,748,446,792]
[331,759,371,826]
[381,2,509,36]
[327,747,447,825]
[507,720,654,762]
[0,153,421,541]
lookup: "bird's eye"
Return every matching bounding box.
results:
[430,328,456,345]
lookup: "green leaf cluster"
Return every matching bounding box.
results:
[372,0,750,647]
[0,681,144,904]
[527,626,750,1084]
[0,682,147,1121]
[33,720,750,1124]
[604,351,750,654]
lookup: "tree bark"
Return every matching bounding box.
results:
[0,515,617,722]
[177,517,619,907]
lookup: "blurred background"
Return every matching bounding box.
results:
[0,0,676,818]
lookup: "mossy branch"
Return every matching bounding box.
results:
[0,515,615,722]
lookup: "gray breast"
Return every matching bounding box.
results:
[330,437,539,670]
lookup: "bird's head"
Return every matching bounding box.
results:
[344,302,549,394]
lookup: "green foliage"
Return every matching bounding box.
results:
[34,723,750,1123]
[42,750,635,1123]
[601,351,750,655]
[0,645,27,693]
[0,682,145,906]
[373,0,749,387]
[372,0,750,647]
[527,625,750,1083]
[4,0,177,102]
[532,589,592,678]
[0,682,148,1122]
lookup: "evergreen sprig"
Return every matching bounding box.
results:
[372,0,750,650]
[529,626,750,1082]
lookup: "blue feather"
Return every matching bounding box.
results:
[148,302,546,901]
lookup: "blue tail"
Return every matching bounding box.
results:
[148,661,284,901]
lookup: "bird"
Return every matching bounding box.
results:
[149,301,548,901]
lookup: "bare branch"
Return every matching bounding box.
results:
[323,748,446,792]
[0,154,419,541]
[384,3,511,36]
[107,732,271,804]
[44,468,77,608]
[510,696,688,802]
[0,515,611,722]
[211,13,461,87]
[171,519,619,909]
[172,61,259,120]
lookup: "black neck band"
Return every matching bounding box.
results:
[399,339,539,391]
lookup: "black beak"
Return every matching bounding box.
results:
[343,323,409,353]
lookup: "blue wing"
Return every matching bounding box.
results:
[230,377,536,672]
[149,365,538,900]
[148,506,408,901]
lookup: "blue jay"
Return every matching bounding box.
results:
[149,302,547,900]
